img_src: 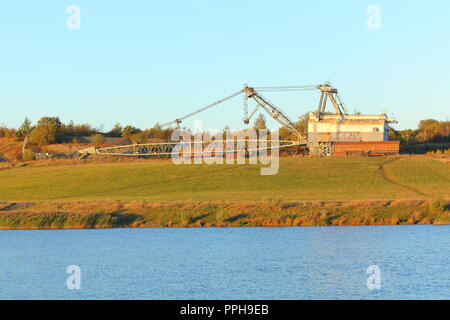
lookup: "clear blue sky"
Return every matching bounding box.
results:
[1,0,449,131]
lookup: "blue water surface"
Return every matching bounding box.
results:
[0,225,449,299]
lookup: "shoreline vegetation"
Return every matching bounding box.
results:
[0,198,449,229]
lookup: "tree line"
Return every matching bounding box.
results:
[0,115,449,153]
[0,117,173,146]
[389,119,450,153]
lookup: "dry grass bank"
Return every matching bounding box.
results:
[0,198,448,229]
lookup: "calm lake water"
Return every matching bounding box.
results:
[0,225,449,299]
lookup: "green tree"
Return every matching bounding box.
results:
[146,123,173,140]
[62,120,75,136]
[417,119,450,142]
[29,117,62,145]
[16,117,32,138]
[121,125,141,137]
[388,127,400,141]
[280,112,310,141]
[108,123,123,137]
[295,112,310,138]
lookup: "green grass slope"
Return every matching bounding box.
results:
[0,157,448,202]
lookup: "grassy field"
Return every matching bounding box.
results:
[0,157,449,228]
[0,157,448,202]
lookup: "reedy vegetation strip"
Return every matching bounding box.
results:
[0,198,448,229]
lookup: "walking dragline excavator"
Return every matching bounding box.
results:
[81,83,351,158]
[82,83,399,158]
[160,83,348,154]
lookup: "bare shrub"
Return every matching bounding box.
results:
[429,198,446,213]
[91,134,105,147]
